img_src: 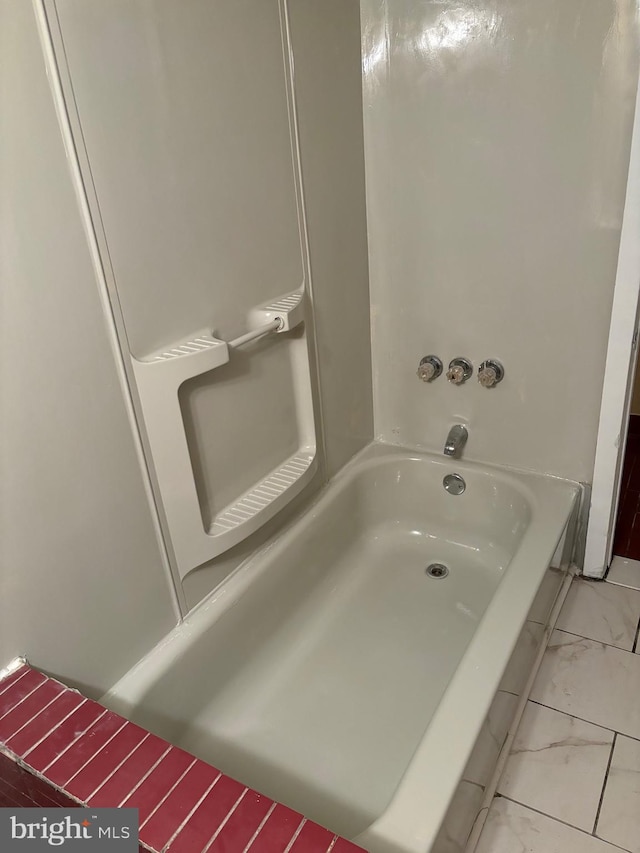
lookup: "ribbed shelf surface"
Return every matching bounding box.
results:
[210,452,315,535]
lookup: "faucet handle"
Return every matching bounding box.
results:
[446,357,473,385]
[478,359,504,388]
[417,355,443,382]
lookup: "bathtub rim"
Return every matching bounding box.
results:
[101,441,580,851]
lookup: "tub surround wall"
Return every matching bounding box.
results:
[183,0,374,608]
[286,0,374,478]
[362,0,640,482]
[2,0,373,688]
[45,0,373,608]
[51,0,323,585]
[0,0,176,697]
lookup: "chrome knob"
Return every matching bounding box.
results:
[478,359,504,388]
[446,357,473,385]
[417,355,443,382]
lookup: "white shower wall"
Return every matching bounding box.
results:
[2,0,372,655]
[0,0,177,695]
[362,0,640,481]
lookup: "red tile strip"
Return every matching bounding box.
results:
[65,721,148,802]
[203,790,273,853]
[0,670,47,718]
[0,782,30,808]
[289,821,336,852]
[6,690,85,756]
[0,664,366,853]
[167,776,247,853]
[0,680,67,743]
[0,666,29,698]
[0,752,77,809]
[120,746,194,822]
[25,701,105,771]
[247,803,305,853]
[44,711,125,786]
[140,760,221,851]
[88,733,168,808]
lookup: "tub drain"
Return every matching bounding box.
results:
[426,563,449,579]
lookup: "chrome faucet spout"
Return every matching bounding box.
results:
[444,424,468,458]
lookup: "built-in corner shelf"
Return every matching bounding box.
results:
[129,289,317,580]
[211,452,315,536]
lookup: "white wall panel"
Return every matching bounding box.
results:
[0,0,176,695]
[362,0,639,481]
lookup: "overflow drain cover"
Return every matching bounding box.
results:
[443,473,466,495]
[426,563,449,579]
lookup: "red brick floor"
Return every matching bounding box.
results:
[0,662,365,853]
[613,415,640,560]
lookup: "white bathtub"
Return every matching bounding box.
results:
[103,443,579,852]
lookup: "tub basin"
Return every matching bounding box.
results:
[104,443,579,852]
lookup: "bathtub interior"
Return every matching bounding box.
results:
[102,448,551,837]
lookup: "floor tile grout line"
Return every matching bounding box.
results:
[159,770,222,852]
[560,578,640,651]
[496,794,599,836]
[61,719,129,788]
[114,744,172,808]
[5,692,73,747]
[0,669,29,699]
[550,626,640,656]
[0,678,48,723]
[138,757,197,830]
[22,699,88,759]
[584,570,640,597]
[525,698,640,739]
[200,786,248,853]
[632,613,640,654]
[521,580,638,852]
[591,820,631,852]
[592,732,617,837]
[495,794,632,850]
[606,577,640,593]
[283,818,307,853]
[487,554,640,851]
[242,802,277,853]
[40,708,108,773]
[84,732,150,803]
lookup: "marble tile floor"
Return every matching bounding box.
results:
[608,555,640,592]
[477,567,640,853]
